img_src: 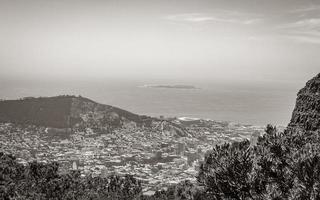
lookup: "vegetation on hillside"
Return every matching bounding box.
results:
[0,152,142,200]
[144,126,320,200]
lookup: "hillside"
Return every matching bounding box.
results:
[0,95,189,136]
[0,96,73,128]
[288,73,320,131]
[0,95,150,129]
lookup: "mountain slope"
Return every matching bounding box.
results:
[0,95,188,136]
[288,73,320,131]
[0,96,72,128]
[0,95,150,128]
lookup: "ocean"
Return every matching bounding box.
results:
[0,78,303,126]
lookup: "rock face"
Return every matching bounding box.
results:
[288,73,320,131]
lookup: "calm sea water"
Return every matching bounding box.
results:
[0,78,303,126]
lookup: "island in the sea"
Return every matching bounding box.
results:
[141,84,199,89]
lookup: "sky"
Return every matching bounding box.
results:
[0,0,319,83]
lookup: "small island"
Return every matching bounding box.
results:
[141,84,199,89]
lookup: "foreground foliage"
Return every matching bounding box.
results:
[0,153,142,200]
[2,126,320,200]
[144,125,320,200]
[196,125,320,200]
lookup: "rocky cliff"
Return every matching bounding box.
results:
[288,73,320,131]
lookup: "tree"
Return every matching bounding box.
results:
[197,140,255,200]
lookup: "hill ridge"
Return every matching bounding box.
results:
[0,95,189,136]
[0,95,145,128]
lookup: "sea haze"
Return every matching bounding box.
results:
[0,78,302,126]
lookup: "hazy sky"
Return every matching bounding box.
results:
[0,0,319,83]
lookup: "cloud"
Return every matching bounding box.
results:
[290,29,320,42]
[287,5,320,13]
[243,18,263,25]
[165,13,217,22]
[281,18,320,29]
[277,18,320,44]
[286,34,320,44]
[165,12,262,25]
